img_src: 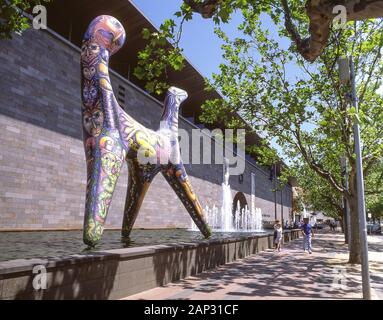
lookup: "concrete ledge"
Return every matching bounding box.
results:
[0,230,300,300]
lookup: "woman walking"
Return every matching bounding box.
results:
[274,222,283,252]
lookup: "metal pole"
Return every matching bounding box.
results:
[281,188,284,225]
[274,164,277,221]
[342,168,349,244]
[341,157,350,247]
[350,57,371,300]
[345,162,351,249]
[343,196,348,241]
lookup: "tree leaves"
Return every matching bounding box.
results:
[133,21,185,95]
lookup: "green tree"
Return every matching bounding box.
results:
[200,11,383,264]
[134,17,188,95]
[295,159,383,233]
[0,0,51,39]
[295,164,343,221]
[136,0,383,93]
[368,197,383,221]
[295,160,383,228]
[184,0,383,61]
[366,161,383,220]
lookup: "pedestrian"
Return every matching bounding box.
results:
[273,220,280,248]
[301,217,314,254]
[274,222,283,252]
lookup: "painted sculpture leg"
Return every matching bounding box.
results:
[121,159,154,238]
[162,164,212,238]
[83,133,124,247]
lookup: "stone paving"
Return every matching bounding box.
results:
[124,230,383,300]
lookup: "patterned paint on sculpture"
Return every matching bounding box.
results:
[81,15,211,246]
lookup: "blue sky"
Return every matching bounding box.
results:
[131,0,244,79]
[131,0,299,81]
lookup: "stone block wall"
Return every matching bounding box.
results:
[0,28,292,230]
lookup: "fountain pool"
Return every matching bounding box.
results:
[0,229,272,262]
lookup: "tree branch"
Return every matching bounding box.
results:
[281,0,333,62]
[322,193,343,213]
[184,0,383,62]
[294,129,345,193]
[184,0,221,18]
[281,0,383,62]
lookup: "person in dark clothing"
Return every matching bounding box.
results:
[301,218,314,254]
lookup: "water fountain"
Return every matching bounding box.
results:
[233,203,263,231]
[191,161,264,232]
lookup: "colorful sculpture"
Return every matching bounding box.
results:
[81,15,211,246]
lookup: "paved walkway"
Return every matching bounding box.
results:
[124,230,383,300]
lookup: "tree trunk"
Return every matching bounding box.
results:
[339,216,344,233]
[348,171,361,264]
[342,196,349,244]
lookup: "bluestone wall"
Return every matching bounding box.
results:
[0,28,292,230]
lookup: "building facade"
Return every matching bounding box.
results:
[0,3,293,231]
